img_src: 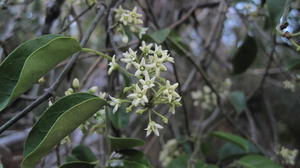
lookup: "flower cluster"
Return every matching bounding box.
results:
[114,6,147,42]
[108,42,181,136]
[191,79,231,111]
[159,139,181,167]
[277,146,298,165]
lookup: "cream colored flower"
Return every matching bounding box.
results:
[145,121,163,136]
[121,48,137,69]
[139,72,155,89]
[108,55,118,75]
[127,84,148,106]
[133,58,154,77]
[109,95,122,113]
[163,80,180,102]
[139,41,153,55]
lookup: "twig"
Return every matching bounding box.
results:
[168,1,220,29]
[59,4,95,34]
[0,5,106,135]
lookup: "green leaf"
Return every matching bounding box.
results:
[212,131,249,152]
[59,161,95,168]
[107,160,149,168]
[266,0,287,26]
[0,34,81,111]
[108,104,129,129]
[238,155,283,168]
[286,58,300,70]
[232,35,257,75]
[21,93,107,168]
[218,142,260,160]
[166,154,189,168]
[117,149,151,167]
[228,91,247,113]
[144,28,171,44]
[108,136,145,151]
[166,154,217,168]
[65,145,97,163]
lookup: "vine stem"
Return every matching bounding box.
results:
[0,5,106,135]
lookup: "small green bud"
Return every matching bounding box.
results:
[38,77,45,84]
[72,78,80,89]
[88,86,98,94]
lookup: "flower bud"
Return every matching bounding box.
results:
[72,78,80,89]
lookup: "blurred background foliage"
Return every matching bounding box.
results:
[0,0,300,167]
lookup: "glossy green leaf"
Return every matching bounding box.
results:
[59,161,95,168]
[21,93,107,168]
[108,136,145,151]
[107,160,149,168]
[0,34,81,111]
[118,149,151,167]
[267,0,287,26]
[228,91,247,113]
[65,145,97,163]
[212,131,249,152]
[238,155,283,168]
[108,104,129,129]
[218,142,260,160]
[144,29,171,44]
[232,36,257,75]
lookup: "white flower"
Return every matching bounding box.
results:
[279,146,298,165]
[98,92,107,99]
[169,97,181,114]
[153,44,168,58]
[121,48,137,69]
[115,6,125,19]
[109,95,122,113]
[133,58,154,77]
[139,72,155,89]
[203,86,211,93]
[127,84,148,106]
[108,55,118,75]
[137,27,148,39]
[145,121,163,136]
[150,55,168,76]
[163,80,180,102]
[283,80,296,92]
[139,41,153,55]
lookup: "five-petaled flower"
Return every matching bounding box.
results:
[145,121,163,136]
[127,84,148,106]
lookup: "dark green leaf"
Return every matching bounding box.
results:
[107,160,149,168]
[228,91,247,113]
[238,155,283,168]
[267,0,287,26]
[0,34,81,111]
[108,136,145,151]
[59,161,95,168]
[21,93,107,168]
[166,154,217,168]
[218,142,260,160]
[144,29,171,44]
[212,131,249,152]
[108,104,129,129]
[286,58,300,70]
[232,36,257,75]
[65,145,97,163]
[118,149,151,167]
